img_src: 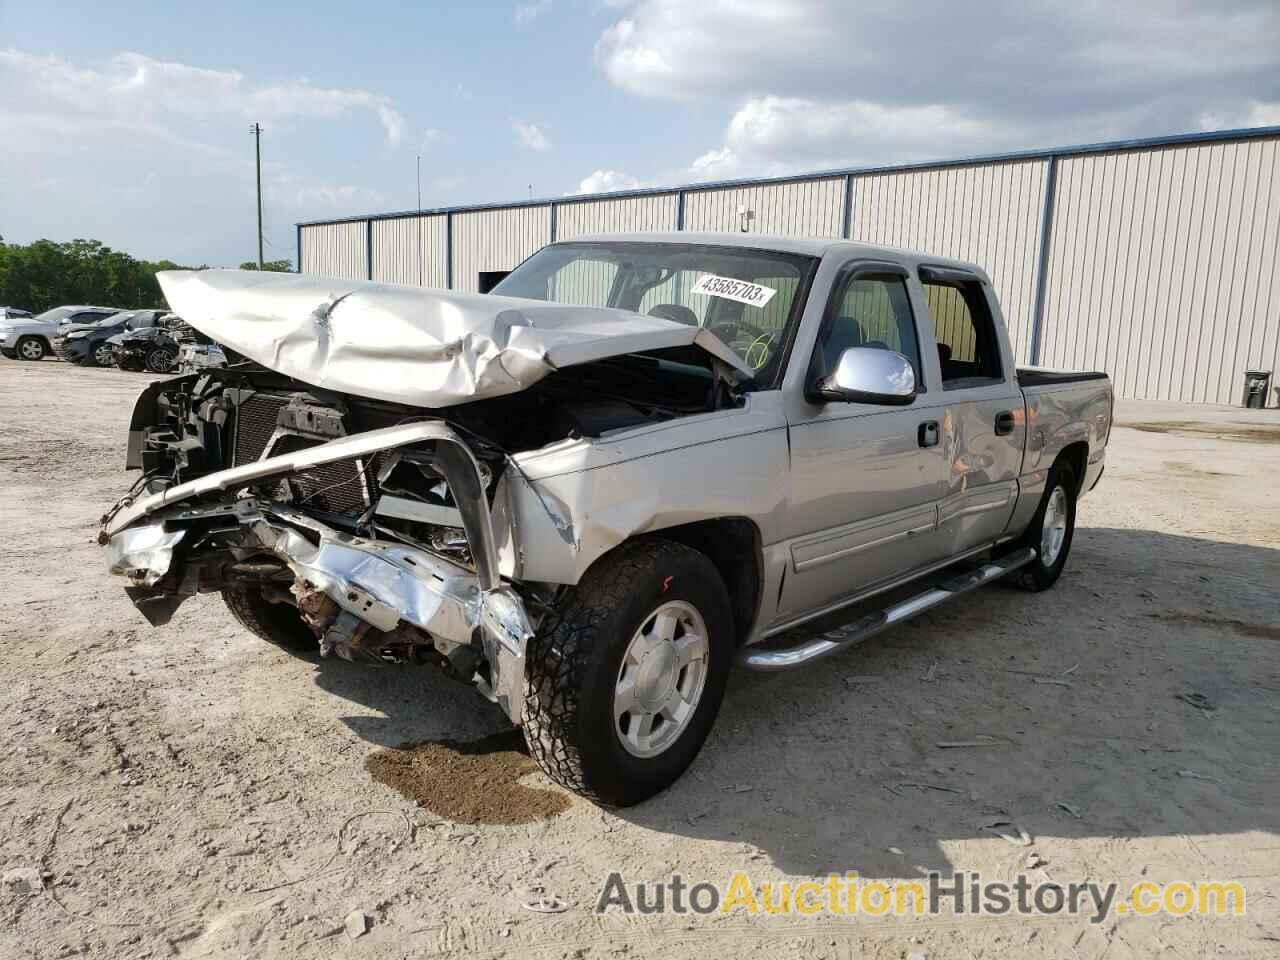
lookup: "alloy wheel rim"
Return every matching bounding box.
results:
[95,345,114,366]
[614,600,710,758]
[148,350,174,372]
[1040,485,1068,567]
[20,340,42,359]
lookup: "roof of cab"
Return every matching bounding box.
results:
[560,231,990,279]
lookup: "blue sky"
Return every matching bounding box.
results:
[2,0,1278,268]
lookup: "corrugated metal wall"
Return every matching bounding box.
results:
[370,216,448,288]
[850,160,1047,362]
[1039,139,1280,404]
[683,177,845,236]
[556,194,676,240]
[297,129,1280,405]
[298,221,368,279]
[451,205,551,293]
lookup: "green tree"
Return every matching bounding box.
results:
[0,238,201,314]
[238,259,293,272]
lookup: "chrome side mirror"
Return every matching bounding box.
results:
[817,346,916,405]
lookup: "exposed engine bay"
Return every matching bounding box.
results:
[101,345,742,721]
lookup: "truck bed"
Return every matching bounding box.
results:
[1016,367,1109,388]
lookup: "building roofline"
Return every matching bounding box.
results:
[297,124,1280,229]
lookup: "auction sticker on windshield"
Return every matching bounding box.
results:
[690,274,777,309]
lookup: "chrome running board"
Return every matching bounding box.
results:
[739,547,1037,672]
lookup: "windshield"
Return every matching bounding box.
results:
[32,306,76,324]
[492,241,816,386]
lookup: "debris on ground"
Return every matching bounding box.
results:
[3,867,45,896]
[983,821,1033,846]
[520,894,570,914]
[1175,691,1216,713]
[895,781,964,795]
[344,909,372,939]
[936,737,1004,749]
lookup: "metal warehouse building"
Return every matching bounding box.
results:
[297,126,1280,405]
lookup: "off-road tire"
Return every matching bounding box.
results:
[222,585,319,655]
[15,336,47,361]
[522,538,733,807]
[1010,460,1078,592]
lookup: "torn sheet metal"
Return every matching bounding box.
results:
[107,523,186,587]
[105,421,472,537]
[156,270,752,408]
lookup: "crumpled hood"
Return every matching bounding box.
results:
[156,270,752,408]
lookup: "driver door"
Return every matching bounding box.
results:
[777,261,949,621]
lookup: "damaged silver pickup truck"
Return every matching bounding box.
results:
[100,232,1111,805]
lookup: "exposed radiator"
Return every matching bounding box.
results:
[232,394,375,516]
[232,394,290,465]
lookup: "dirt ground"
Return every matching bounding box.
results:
[1,360,1277,959]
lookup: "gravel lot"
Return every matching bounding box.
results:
[2,360,1278,959]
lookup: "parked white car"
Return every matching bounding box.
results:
[0,305,117,361]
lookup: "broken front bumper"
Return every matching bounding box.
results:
[102,422,535,722]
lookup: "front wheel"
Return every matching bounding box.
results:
[15,336,46,361]
[522,538,733,806]
[1010,460,1077,591]
[222,585,319,655]
[146,347,176,373]
[90,343,115,367]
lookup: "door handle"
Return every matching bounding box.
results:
[994,411,1016,436]
[918,420,940,448]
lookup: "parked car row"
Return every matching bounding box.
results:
[0,305,230,374]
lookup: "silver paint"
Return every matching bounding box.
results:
[155,268,751,409]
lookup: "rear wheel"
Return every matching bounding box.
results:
[1010,460,1077,591]
[522,538,733,806]
[222,585,318,655]
[16,336,46,361]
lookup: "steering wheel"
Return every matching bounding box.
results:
[706,319,777,371]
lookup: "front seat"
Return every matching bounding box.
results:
[821,316,865,376]
[647,303,699,327]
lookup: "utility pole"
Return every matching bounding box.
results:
[416,155,423,286]
[251,123,264,269]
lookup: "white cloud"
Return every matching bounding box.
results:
[511,119,552,151]
[515,0,552,26]
[0,49,407,145]
[597,1,1280,104]
[0,48,407,264]
[267,174,387,211]
[1199,100,1280,131]
[689,96,1008,179]
[418,127,450,149]
[688,146,740,179]
[575,169,643,194]
[597,1,1280,178]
